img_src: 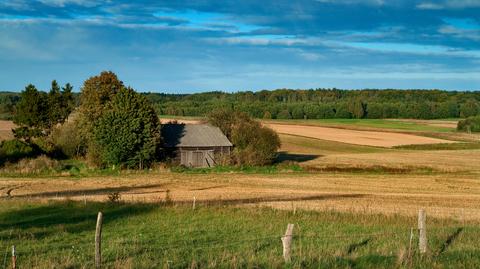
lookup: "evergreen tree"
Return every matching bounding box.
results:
[13,84,49,141]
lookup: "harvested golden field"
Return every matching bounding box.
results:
[279,134,480,172]
[266,123,455,147]
[0,120,14,141]
[2,172,480,221]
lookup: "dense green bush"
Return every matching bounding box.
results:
[231,121,281,165]
[0,139,36,164]
[457,116,480,133]
[94,87,161,169]
[208,109,281,166]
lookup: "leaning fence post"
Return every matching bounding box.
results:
[281,224,294,263]
[418,209,427,254]
[11,245,16,269]
[95,212,103,268]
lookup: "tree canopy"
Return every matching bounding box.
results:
[144,89,480,120]
[93,87,161,168]
[13,81,74,141]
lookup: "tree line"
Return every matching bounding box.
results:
[2,87,479,120]
[144,89,480,119]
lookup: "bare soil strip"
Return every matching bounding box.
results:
[265,123,455,147]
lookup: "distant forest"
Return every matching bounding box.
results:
[2,88,480,120]
[144,89,480,120]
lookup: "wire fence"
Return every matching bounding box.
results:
[2,208,476,268]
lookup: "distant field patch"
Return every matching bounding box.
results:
[264,118,455,132]
[0,120,14,141]
[279,134,385,156]
[266,123,455,148]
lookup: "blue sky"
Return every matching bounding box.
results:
[1,0,480,92]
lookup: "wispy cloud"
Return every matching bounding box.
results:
[0,0,479,91]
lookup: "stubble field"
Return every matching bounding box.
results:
[1,118,479,220]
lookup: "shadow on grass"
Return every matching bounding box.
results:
[437,227,463,256]
[275,151,321,163]
[0,201,157,239]
[7,183,166,199]
[176,193,367,206]
[347,238,371,255]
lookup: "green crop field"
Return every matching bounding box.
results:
[264,119,456,133]
[1,200,477,268]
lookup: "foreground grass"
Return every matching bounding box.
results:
[0,200,478,268]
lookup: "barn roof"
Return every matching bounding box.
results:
[162,124,233,147]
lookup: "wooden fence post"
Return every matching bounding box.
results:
[11,245,16,269]
[281,224,294,263]
[95,212,103,268]
[193,196,196,210]
[418,209,427,254]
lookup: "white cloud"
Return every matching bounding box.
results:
[439,25,480,41]
[37,0,98,7]
[316,0,385,5]
[416,3,444,10]
[417,0,480,10]
[211,35,310,46]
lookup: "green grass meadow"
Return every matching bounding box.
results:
[266,119,456,132]
[1,200,477,268]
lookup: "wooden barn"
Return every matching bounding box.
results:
[162,124,233,167]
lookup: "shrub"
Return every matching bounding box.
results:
[0,155,62,174]
[231,121,281,165]
[457,116,480,133]
[50,119,86,158]
[0,139,36,164]
[208,109,281,166]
